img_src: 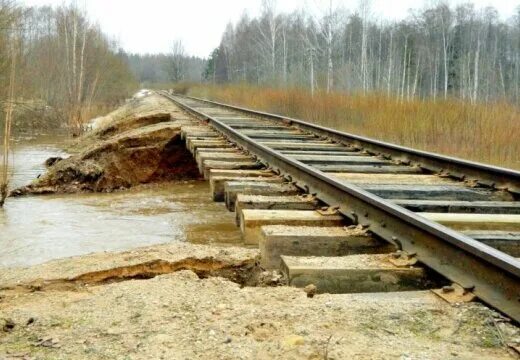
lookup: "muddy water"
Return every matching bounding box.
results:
[0,136,242,268]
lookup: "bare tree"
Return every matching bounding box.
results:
[301,19,319,96]
[436,3,454,99]
[359,0,371,93]
[256,0,279,80]
[0,1,135,141]
[386,26,394,96]
[169,39,186,82]
[57,4,96,134]
[472,26,481,103]
[1,33,16,207]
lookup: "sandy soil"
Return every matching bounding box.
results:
[0,242,519,360]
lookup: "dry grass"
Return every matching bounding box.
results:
[81,103,121,124]
[188,84,520,170]
[66,102,123,136]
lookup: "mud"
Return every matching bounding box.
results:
[11,94,200,196]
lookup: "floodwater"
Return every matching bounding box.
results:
[0,136,242,268]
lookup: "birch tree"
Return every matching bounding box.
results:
[322,1,340,92]
[436,3,454,99]
[168,39,186,82]
[359,0,371,93]
[256,0,279,80]
[57,5,91,133]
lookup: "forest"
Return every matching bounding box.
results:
[3,0,519,131]
[0,1,140,134]
[0,1,205,135]
[125,51,206,86]
[204,1,520,103]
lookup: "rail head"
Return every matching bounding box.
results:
[182,94,520,196]
[160,91,520,323]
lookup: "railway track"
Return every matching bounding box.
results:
[159,91,520,323]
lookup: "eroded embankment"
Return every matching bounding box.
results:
[0,257,281,295]
[11,94,200,196]
[0,243,518,359]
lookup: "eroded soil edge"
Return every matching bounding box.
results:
[0,256,284,295]
[12,93,200,196]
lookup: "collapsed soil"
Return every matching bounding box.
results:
[0,242,519,360]
[11,94,200,196]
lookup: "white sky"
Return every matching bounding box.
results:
[20,0,519,58]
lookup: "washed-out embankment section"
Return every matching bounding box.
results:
[10,94,201,197]
[0,93,243,268]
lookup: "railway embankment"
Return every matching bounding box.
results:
[1,92,519,359]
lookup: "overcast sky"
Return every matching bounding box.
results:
[20,0,520,58]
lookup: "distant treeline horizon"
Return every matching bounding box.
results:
[133,1,520,104]
[206,1,520,103]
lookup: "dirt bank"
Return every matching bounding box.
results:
[0,243,518,359]
[11,94,200,196]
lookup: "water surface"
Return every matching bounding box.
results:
[0,136,241,268]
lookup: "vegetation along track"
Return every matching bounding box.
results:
[159,91,520,323]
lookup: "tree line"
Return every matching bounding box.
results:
[0,0,137,133]
[3,0,519,133]
[204,0,520,103]
[125,45,206,85]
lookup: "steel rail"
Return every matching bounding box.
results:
[183,95,520,196]
[160,91,520,322]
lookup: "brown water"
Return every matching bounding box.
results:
[0,136,242,268]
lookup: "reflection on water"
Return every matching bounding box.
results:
[0,136,242,268]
